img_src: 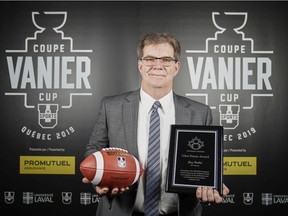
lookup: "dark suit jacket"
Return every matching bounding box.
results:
[84,89,213,216]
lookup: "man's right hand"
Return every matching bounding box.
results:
[82,177,129,196]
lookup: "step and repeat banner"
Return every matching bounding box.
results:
[1,1,287,215]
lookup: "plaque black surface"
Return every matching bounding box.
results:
[166,125,223,194]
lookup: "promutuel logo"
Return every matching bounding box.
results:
[5,11,92,139]
[185,12,273,142]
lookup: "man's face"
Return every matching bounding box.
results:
[138,43,180,92]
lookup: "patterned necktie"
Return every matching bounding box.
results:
[145,101,161,216]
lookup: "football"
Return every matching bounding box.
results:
[80,147,143,189]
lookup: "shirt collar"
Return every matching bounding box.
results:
[140,88,174,114]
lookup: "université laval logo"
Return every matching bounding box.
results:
[185,12,273,142]
[4,12,93,133]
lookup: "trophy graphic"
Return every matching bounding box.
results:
[32,11,67,36]
[212,12,247,39]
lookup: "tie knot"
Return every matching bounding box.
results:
[152,101,161,111]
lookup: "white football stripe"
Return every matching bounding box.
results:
[132,156,141,185]
[91,151,104,185]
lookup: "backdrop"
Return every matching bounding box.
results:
[1,1,288,215]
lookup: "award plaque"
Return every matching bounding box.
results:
[166,125,223,194]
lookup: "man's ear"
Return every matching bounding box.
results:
[173,61,180,77]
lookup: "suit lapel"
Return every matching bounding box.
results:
[123,90,140,158]
[174,94,193,125]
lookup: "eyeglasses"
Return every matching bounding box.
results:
[140,56,177,67]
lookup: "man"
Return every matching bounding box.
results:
[83,32,229,216]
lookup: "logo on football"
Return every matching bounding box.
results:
[80,148,143,189]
